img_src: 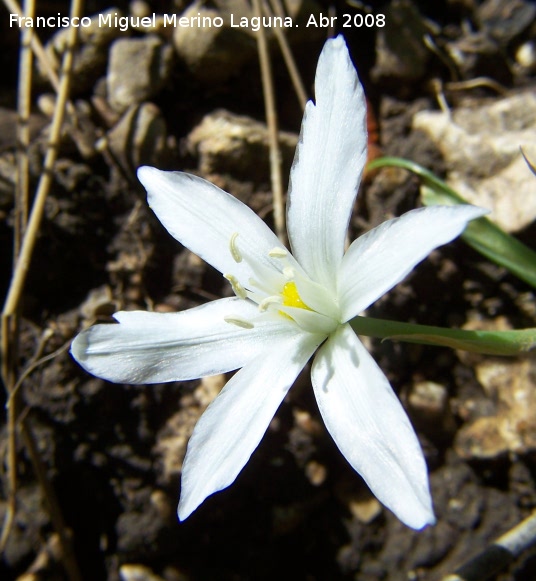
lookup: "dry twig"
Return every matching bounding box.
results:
[251,0,286,243]
[264,0,308,108]
[0,0,85,579]
[443,511,536,581]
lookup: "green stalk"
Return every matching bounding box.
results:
[349,316,535,356]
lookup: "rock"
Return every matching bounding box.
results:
[477,0,536,45]
[38,95,99,158]
[408,380,458,444]
[38,8,126,95]
[119,563,167,581]
[0,106,47,150]
[173,0,323,84]
[154,375,225,484]
[79,285,116,320]
[347,494,382,524]
[187,109,298,182]
[173,2,256,84]
[515,40,536,73]
[455,350,536,459]
[442,0,536,81]
[408,380,448,418]
[102,102,169,176]
[413,91,536,232]
[107,36,173,112]
[444,31,511,82]
[305,460,327,486]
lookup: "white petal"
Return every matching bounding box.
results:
[178,331,323,520]
[138,166,302,288]
[294,273,341,321]
[286,35,367,291]
[338,205,488,321]
[71,298,297,384]
[279,306,337,336]
[311,324,435,530]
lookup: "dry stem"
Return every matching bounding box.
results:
[0,0,85,578]
[265,0,308,108]
[251,0,286,243]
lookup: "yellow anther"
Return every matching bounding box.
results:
[281,282,311,310]
[224,316,254,329]
[224,274,247,300]
[229,232,242,263]
[268,247,288,258]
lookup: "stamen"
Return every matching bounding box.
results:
[268,247,288,258]
[258,295,283,312]
[224,274,247,299]
[229,232,242,263]
[224,316,254,329]
[283,266,295,280]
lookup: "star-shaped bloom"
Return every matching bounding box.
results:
[71,36,486,529]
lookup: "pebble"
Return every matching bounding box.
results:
[187,109,298,182]
[477,0,536,45]
[38,8,126,95]
[119,564,167,581]
[516,40,536,72]
[103,102,169,176]
[408,380,448,418]
[455,355,536,459]
[173,2,256,84]
[413,91,536,232]
[107,36,173,112]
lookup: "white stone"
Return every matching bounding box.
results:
[413,91,536,232]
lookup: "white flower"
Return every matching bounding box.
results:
[71,36,486,530]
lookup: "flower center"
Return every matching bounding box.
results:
[223,233,339,335]
[281,282,311,310]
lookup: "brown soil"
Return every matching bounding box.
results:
[1,1,536,580]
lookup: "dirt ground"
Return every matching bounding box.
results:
[1,0,536,580]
